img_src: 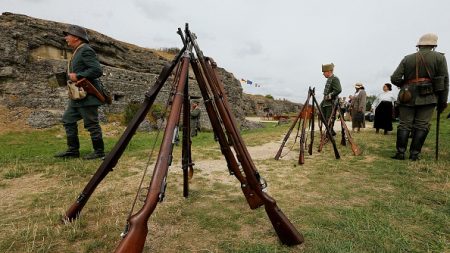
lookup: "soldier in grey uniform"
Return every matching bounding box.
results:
[54,25,106,160]
[321,63,342,126]
[391,33,449,161]
[190,100,201,137]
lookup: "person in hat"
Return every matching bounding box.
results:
[190,100,201,137]
[390,33,448,161]
[350,82,367,132]
[54,24,106,160]
[320,63,342,127]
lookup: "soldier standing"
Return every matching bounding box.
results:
[320,63,342,126]
[54,25,106,160]
[391,33,449,161]
[190,100,201,137]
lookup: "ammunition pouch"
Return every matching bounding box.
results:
[67,82,87,100]
[432,76,445,92]
[417,83,434,96]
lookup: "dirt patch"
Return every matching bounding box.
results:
[0,106,33,133]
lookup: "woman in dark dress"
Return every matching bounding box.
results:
[371,83,397,134]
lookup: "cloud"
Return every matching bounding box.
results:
[235,41,263,57]
[133,0,174,22]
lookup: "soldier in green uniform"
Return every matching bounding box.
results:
[190,100,201,137]
[391,33,449,161]
[320,63,342,126]
[54,25,106,160]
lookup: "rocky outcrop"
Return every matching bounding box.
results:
[243,94,300,117]
[0,12,246,129]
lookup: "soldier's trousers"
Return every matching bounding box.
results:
[62,105,103,141]
[321,105,332,125]
[398,104,435,132]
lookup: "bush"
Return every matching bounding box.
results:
[122,101,168,128]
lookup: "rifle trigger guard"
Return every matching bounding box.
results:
[138,187,149,202]
[259,177,268,192]
[120,223,129,238]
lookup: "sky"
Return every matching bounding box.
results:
[2,0,450,103]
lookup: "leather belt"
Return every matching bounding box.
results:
[405,77,432,84]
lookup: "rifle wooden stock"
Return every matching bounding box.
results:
[308,94,315,155]
[75,78,105,103]
[338,110,361,156]
[115,55,191,253]
[63,44,187,222]
[191,42,303,245]
[190,58,263,209]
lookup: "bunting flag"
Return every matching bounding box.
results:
[240,78,262,88]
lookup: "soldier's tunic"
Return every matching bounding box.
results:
[190,107,201,137]
[321,74,342,123]
[391,47,449,131]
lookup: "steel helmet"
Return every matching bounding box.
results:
[416,33,438,47]
[63,25,89,43]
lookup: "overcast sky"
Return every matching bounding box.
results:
[2,0,450,102]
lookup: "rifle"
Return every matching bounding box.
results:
[63,30,188,222]
[311,94,340,159]
[75,78,105,103]
[275,105,303,160]
[115,50,191,253]
[187,29,303,245]
[299,89,312,164]
[308,88,315,155]
[337,109,361,156]
[190,55,264,209]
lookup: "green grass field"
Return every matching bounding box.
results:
[0,109,449,253]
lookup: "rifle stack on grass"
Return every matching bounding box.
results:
[63,24,304,253]
[275,87,361,165]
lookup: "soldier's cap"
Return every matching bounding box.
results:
[63,25,89,43]
[322,63,334,72]
[354,82,364,88]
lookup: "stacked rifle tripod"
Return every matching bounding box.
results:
[61,24,304,253]
[275,87,361,165]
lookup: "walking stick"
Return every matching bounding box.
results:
[435,111,440,161]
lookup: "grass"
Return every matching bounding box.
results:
[0,108,449,252]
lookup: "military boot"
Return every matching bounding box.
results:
[391,129,410,160]
[409,129,428,161]
[83,138,105,160]
[54,136,80,158]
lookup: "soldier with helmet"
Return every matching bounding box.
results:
[391,33,449,161]
[54,24,106,160]
[321,63,342,126]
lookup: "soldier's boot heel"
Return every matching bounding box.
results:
[409,129,428,161]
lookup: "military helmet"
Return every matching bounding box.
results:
[416,33,438,47]
[322,63,334,72]
[63,25,89,43]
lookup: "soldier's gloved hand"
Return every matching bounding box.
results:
[437,91,448,113]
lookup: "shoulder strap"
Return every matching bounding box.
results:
[416,52,433,78]
[67,43,86,74]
